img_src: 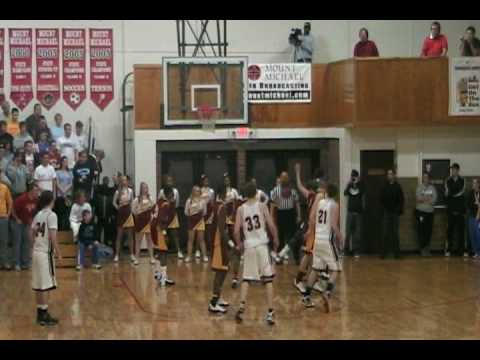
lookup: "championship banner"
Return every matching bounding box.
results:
[247,63,311,103]
[89,28,114,110]
[449,57,480,116]
[9,28,33,110]
[62,28,86,110]
[36,29,60,109]
[0,29,4,103]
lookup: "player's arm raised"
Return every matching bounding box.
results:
[263,203,279,252]
[233,206,243,252]
[295,163,310,199]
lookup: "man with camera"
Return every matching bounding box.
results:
[289,22,313,63]
[344,170,364,258]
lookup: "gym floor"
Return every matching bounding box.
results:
[1,256,479,340]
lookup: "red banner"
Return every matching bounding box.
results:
[36,29,60,109]
[62,28,86,110]
[0,29,5,103]
[9,28,33,110]
[89,28,114,110]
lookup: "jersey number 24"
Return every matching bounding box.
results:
[34,222,46,238]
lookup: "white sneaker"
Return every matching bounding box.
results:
[203,256,209,263]
[228,240,235,248]
[209,303,227,314]
[445,251,451,257]
[93,264,102,270]
[278,245,289,258]
[184,256,191,263]
[113,255,119,263]
[293,279,307,294]
[154,271,162,282]
[177,251,184,259]
[160,278,166,288]
[195,250,201,259]
[283,254,289,261]
[15,265,21,272]
[313,281,326,293]
[464,252,469,258]
[150,258,156,265]
[76,265,82,271]
[266,311,275,325]
[133,259,139,266]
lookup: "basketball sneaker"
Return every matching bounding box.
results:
[184,256,191,263]
[177,251,184,259]
[150,258,156,265]
[76,265,82,271]
[113,255,119,263]
[293,279,307,295]
[165,278,175,286]
[203,256,209,263]
[15,265,21,272]
[209,303,227,314]
[313,281,326,293]
[278,245,290,259]
[266,311,275,326]
[302,296,315,308]
[195,250,201,259]
[93,264,102,270]
[37,310,59,326]
[445,251,451,257]
[133,259,139,266]
[154,271,162,282]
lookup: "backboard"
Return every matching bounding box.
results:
[163,57,248,126]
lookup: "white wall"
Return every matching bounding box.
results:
[1,20,480,179]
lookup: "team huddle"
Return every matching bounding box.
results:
[30,164,344,327]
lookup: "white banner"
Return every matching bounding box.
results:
[449,57,480,116]
[247,63,311,103]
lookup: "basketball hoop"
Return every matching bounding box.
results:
[197,104,217,133]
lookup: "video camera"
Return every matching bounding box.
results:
[289,28,303,45]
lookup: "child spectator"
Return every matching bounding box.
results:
[35,131,51,155]
[69,190,92,243]
[76,209,101,271]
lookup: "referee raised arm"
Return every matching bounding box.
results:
[270,171,301,263]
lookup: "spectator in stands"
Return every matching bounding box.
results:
[6,150,30,198]
[421,21,448,57]
[7,108,20,137]
[0,101,11,122]
[445,163,466,257]
[0,120,14,152]
[35,131,51,155]
[0,146,10,173]
[51,113,64,142]
[35,116,52,143]
[467,179,480,258]
[13,122,33,151]
[460,26,480,57]
[25,103,42,140]
[354,28,379,57]
[73,150,96,200]
[48,142,61,170]
[74,121,88,152]
[380,169,404,259]
[55,157,73,231]
[11,181,40,271]
[344,169,365,258]
[76,209,101,271]
[34,153,56,193]
[57,123,78,169]
[69,190,92,244]
[0,176,13,270]
[0,167,12,190]
[94,176,116,246]
[415,173,437,257]
[23,140,39,177]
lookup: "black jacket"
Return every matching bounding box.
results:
[78,222,99,245]
[73,160,96,195]
[381,181,404,215]
[445,176,466,214]
[344,181,364,213]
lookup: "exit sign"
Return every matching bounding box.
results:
[230,127,256,140]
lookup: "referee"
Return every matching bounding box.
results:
[270,171,301,263]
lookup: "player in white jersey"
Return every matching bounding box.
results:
[234,181,279,326]
[302,184,344,312]
[31,191,62,326]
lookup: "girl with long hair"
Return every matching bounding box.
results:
[112,175,135,263]
[185,185,208,263]
[132,182,156,266]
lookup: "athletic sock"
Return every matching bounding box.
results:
[296,271,306,283]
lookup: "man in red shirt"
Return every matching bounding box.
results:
[354,28,379,57]
[421,21,448,57]
[12,182,40,271]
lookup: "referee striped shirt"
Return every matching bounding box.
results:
[270,185,299,210]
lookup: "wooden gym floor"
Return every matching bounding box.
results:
[1,256,480,340]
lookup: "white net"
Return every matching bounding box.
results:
[197,105,217,133]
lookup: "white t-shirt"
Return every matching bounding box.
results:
[240,201,269,249]
[74,134,88,152]
[315,198,335,242]
[34,164,57,192]
[57,135,78,168]
[69,202,92,223]
[32,209,58,254]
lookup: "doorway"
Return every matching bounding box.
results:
[360,150,395,254]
